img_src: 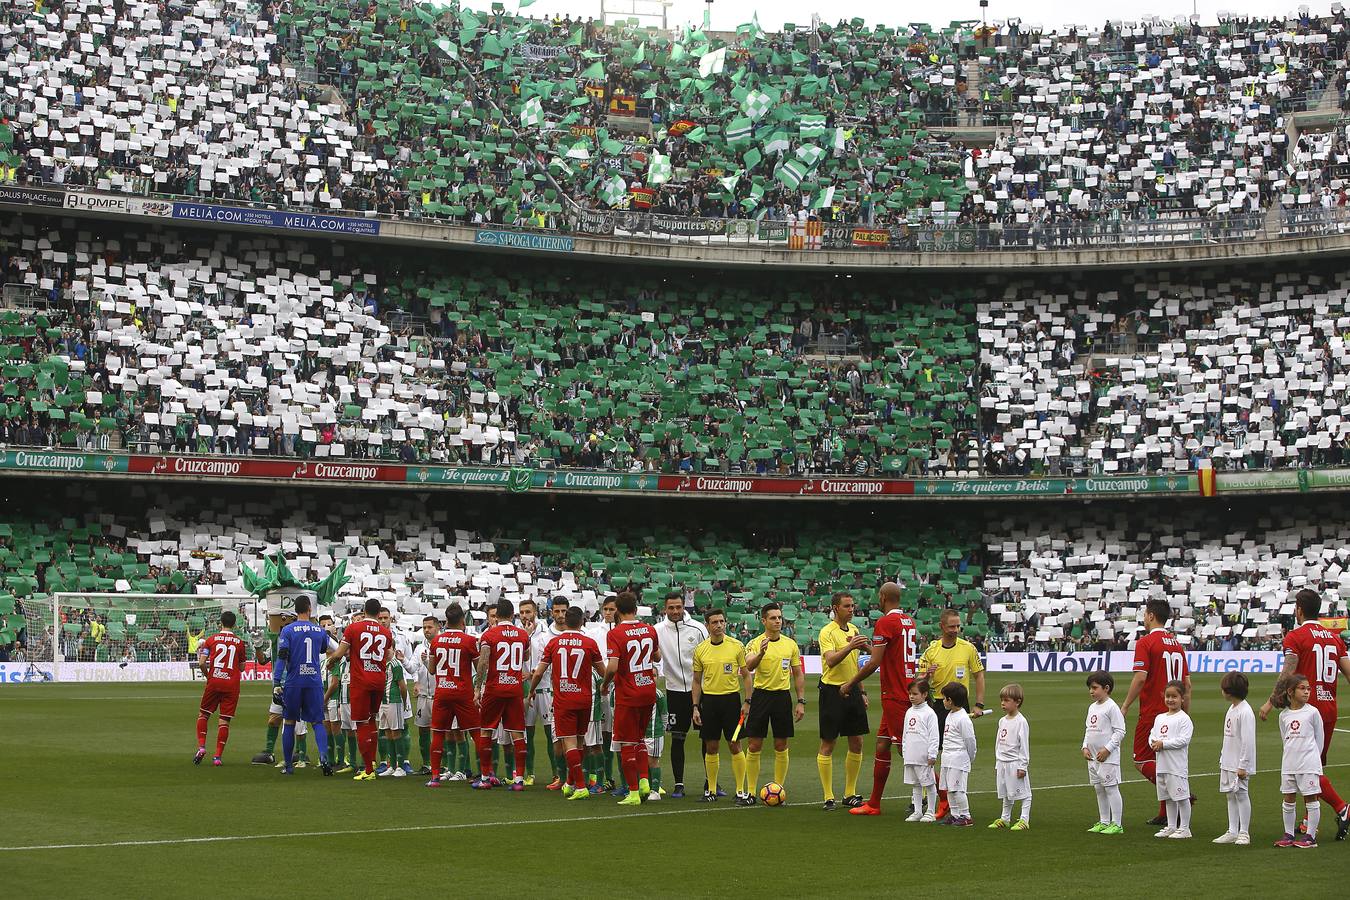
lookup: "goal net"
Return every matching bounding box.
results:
[14,593,259,673]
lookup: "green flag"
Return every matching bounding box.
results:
[648,152,672,185]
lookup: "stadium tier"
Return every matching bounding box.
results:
[6,3,1350,236]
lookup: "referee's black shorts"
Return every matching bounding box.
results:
[698,692,742,742]
[745,688,793,739]
[818,682,868,740]
[666,690,694,734]
[930,697,950,750]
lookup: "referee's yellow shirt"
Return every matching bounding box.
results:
[749,634,802,691]
[918,637,984,690]
[817,620,862,686]
[693,636,747,695]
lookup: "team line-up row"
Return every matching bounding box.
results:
[191,586,1350,845]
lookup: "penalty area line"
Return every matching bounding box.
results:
[3,763,1346,853]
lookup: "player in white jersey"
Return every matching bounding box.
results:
[530,598,569,789]
[991,683,1031,830]
[584,596,619,791]
[1215,672,1256,845]
[1148,680,1193,839]
[938,683,977,826]
[414,616,439,776]
[901,681,939,822]
[1276,675,1326,848]
[1082,672,1126,834]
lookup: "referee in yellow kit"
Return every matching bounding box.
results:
[691,609,751,803]
[918,607,987,819]
[743,602,805,805]
[816,591,871,811]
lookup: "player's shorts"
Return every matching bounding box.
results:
[415,695,433,729]
[939,767,968,792]
[348,686,384,725]
[903,763,935,786]
[745,689,793,739]
[645,735,664,758]
[1156,772,1190,801]
[282,682,325,724]
[1219,768,1249,794]
[269,700,284,717]
[876,699,907,743]
[602,697,614,732]
[1133,714,1157,764]
[525,690,553,727]
[818,683,868,740]
[199,685,239,719]
[432,694,480,733]
[494,723,510,745]
[339,703,354,730]
[698,692,743,742]
[1281,772,1321,796]
[554,704,591,741]
[585,715,604,746]
[480,693,526,732]
[1087,760,1121,786]
[666,690,694,735]
[378,700,406,731]
[996,761,1032,800]
[930,699,949,750]
[614,702,654,744]
[326,697,341,722]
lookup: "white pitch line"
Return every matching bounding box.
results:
[3,763,1347,854]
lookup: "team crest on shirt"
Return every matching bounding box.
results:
[1289,720,1301,733]
[1160,725,1168,735]
[1089,714,1098,725]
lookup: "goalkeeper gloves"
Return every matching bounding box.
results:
[272,686,283,706]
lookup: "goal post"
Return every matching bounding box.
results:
[13,593,258,681]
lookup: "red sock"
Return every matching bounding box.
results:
[566,748,584,788]
[196,713,209,748]
[1140,760,1157,783]
[359,722,377,772]
[430,732,444,776]
[215,720,230,757]
[476,733,494,776]
[1319,775,1346,813]
[620,745,640,790]
[637,745,650,781]
[868,754,891,808]
[512,739,528,779]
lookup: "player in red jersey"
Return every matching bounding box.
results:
[1121,598,1192,825]
[529,605,605,798]
[330,598,393,780]
[1260,589,1350,840]
[602,590,662,807]
[839,582,917,816]
[425,603,481,788]
[194,610,246,766]
[475,598,532,790]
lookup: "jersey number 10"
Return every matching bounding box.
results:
[1163,651,1185,683]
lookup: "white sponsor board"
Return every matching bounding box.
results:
[0,661,194,683]
[983,650,1285,674]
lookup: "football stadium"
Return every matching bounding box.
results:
[2,0,1350,895]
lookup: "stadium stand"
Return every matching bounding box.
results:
[6,3,1350,235]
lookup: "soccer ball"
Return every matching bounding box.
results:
[758,782,786,806]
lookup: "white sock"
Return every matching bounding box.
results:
[912,785,923,812]
[1001,798,1013,822]
[1226,793,1239,834]
[1177,798,1191,830]
[1019,796,1032,824]
[1236,789,1251,833]
[1283,800,1298,836]
[1165,799,1178,830]
[1106,784,1123,825]
[1306,801,1321,839]
[1094,785,1110,823]
[951,791,968,817]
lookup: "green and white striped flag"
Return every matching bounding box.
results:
[725,116,753,145]
[762,131,791,155]
[648,152,672,185]
[520,96,545,128]
[742,90,773,121]
[776,159,809,190]
[811,186,835,209]
[600,175,628,206]
[718,173,740,196]
[799,115,827,139]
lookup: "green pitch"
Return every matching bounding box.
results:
[1,674,1345,898]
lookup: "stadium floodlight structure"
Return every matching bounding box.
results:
[25,593,258,676]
